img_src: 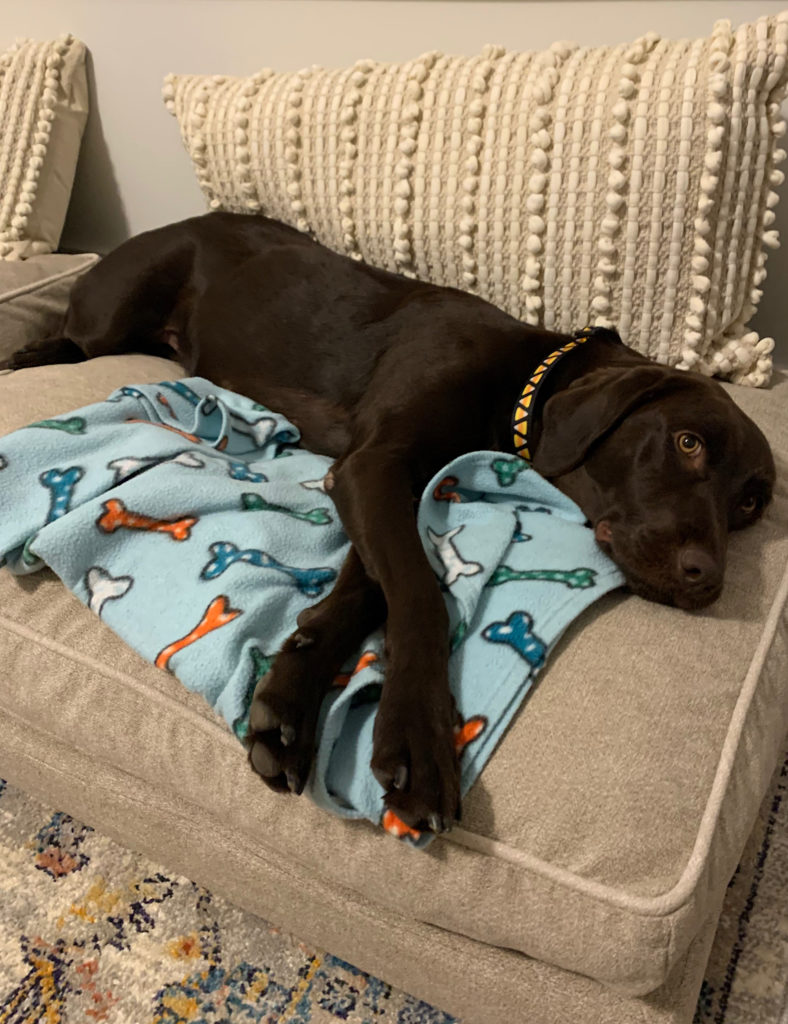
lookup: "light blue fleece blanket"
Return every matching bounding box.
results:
[0,378,623,846]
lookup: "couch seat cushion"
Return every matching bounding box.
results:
[0,355,786,996]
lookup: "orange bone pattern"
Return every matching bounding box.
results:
[155,595,242,671]
[125,418,201,444]
[454,715,487,755]
[382,715,487,840]
[433,475,461,503]
[382,810,422,840]
[333,650,379,687]
[155,393,176,417]
[97,499,197,542]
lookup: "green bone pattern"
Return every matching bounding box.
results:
[492,457,529,487]
[234,647,275,740]
[26,417,86,435]
[21,534,39,567]
[450,619,468,653]
[250,646,274,681]
[488,565,598,589]
[241,492,332,525]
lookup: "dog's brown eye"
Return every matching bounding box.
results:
[740,495,758,515]
[675,432,703,457]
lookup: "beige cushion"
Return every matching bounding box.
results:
[0,252,98,360]
[0,356,786,998]
[0,36,88,260]
[164,12,788,385]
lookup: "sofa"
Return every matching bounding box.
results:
[1,18,788,1024]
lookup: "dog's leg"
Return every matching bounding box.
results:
[329,446,461,833]
[2,222,205,374]
[0,337,87,371]
[247,545,385,793]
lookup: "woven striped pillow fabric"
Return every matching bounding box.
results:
[0,35,88,261]
[164,13,788,385]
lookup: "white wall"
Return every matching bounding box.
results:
[4,0,788,364]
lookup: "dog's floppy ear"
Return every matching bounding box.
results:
[533,364,673,478]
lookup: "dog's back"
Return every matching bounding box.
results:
[64,213,315,365]
[62,212,528,451]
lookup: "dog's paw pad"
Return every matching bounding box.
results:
[247,671,316,795]
[249,737,283,778]
[248,733,307,794]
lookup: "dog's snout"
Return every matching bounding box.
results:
[678,545,718,583]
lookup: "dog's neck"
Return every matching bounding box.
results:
[511,327,601,461]
[497,325,646,461]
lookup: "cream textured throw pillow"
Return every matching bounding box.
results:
[164,14,788,385]
[0,35,88,261]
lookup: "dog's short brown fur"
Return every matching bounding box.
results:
[3,212,775,832]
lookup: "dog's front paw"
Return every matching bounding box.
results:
[247,629,324,795]
[371,687,461,835]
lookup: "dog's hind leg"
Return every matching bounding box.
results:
[2,223,202,373]
[0,337,88,371]
[247,545,385,794]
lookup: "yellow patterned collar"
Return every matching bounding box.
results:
[511,327,595,462]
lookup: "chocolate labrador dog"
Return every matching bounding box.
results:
[2,212,775,833]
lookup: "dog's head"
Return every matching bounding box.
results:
[533,363,775,609]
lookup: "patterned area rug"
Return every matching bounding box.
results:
[0,752,785,1024]
[695,748,788,1024]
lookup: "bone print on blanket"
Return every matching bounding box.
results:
[0,378,623,846]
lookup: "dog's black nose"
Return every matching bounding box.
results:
[678,546,719,586]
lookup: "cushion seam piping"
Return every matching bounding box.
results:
[0,253,99,304]
[0,611,240,753]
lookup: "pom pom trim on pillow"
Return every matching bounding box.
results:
[164,13,788,385]
[0,34,88,261]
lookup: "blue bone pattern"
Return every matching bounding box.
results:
[201,541,336,597]
[159,380,201,406]
[482,611,546,669]
[105,386,148,403]
[228,460,267,483]
[512,511,533,543]
[41,467,84,523]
